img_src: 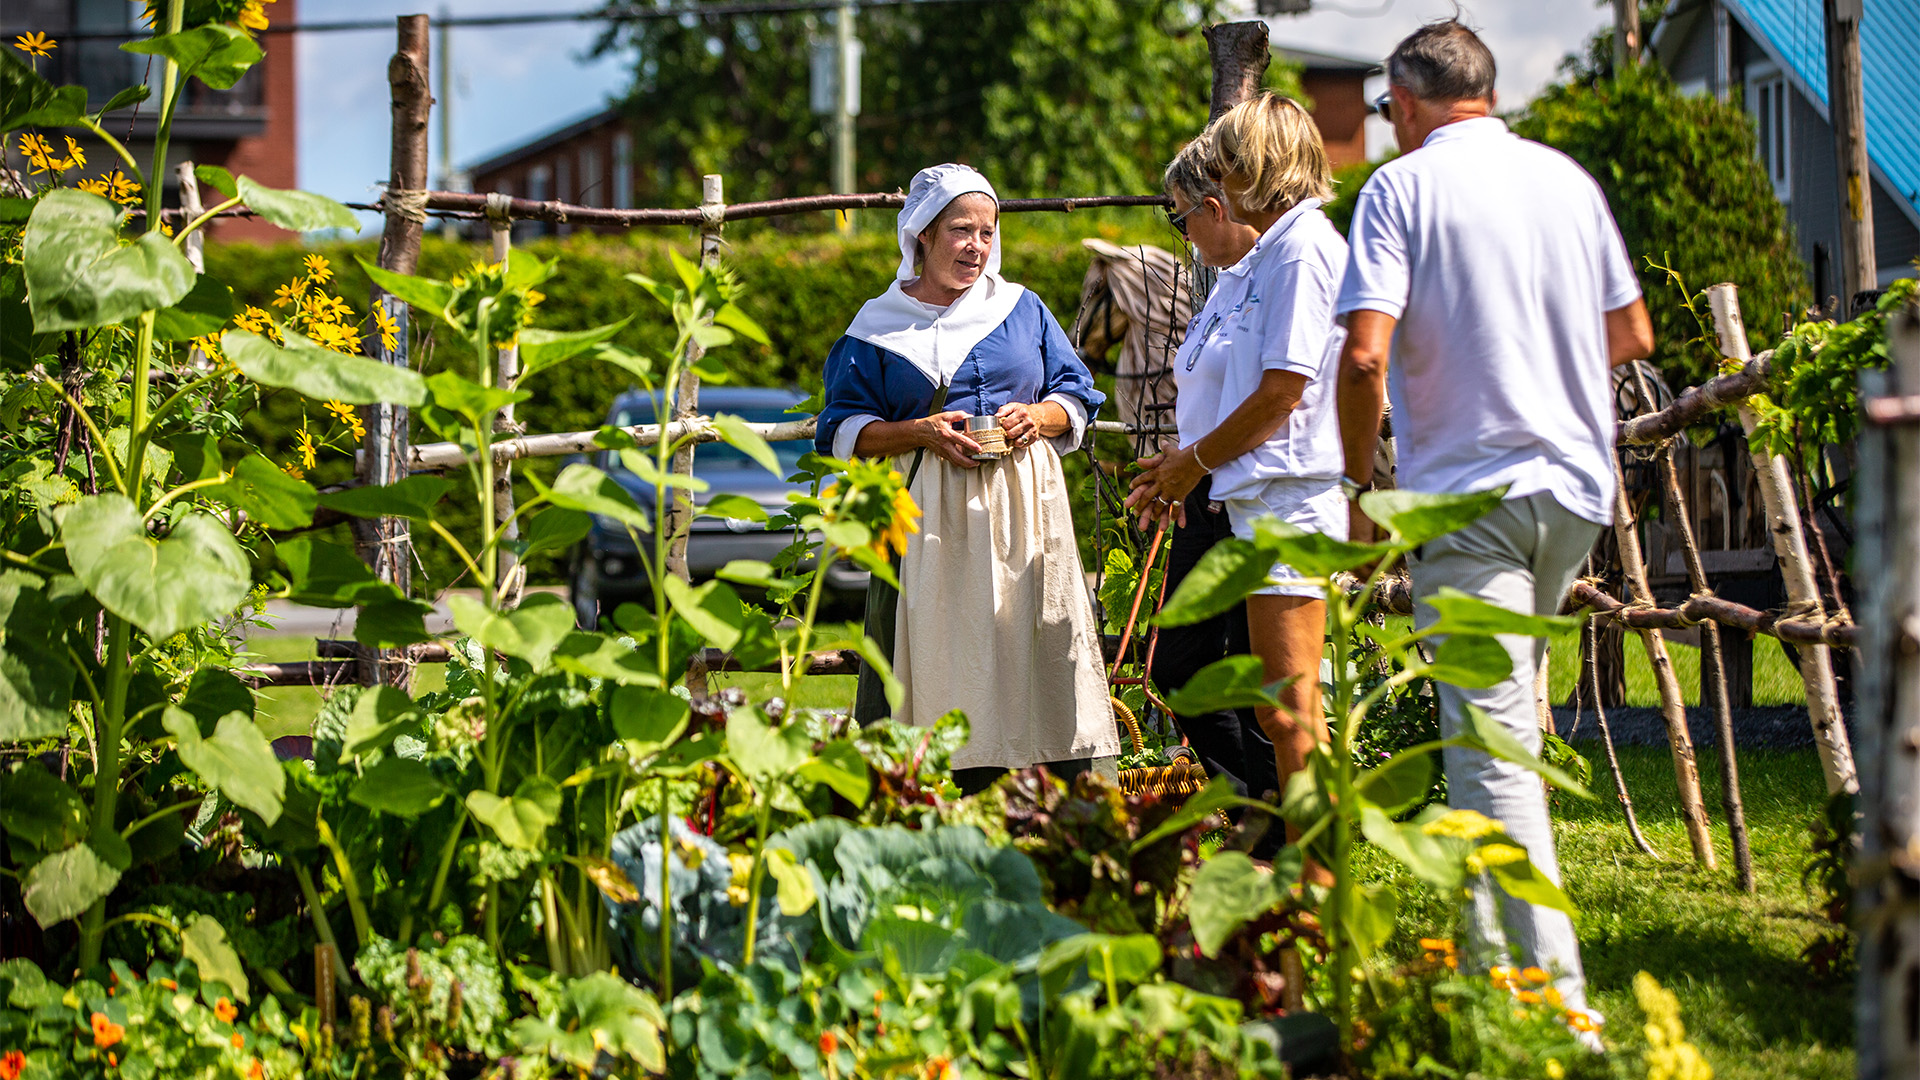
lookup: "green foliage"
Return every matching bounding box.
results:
[1752,277,1918,456]
[1512,68,1809,388]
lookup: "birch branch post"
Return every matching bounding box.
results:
[1706,283,1858,795]
[1854,301,1920,1079]
[1585,617,1660,859]
[1611,454,1717,868]
[663,175,725,584]
[488,194,523,607]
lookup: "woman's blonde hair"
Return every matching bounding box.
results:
[1205,93,1333,215]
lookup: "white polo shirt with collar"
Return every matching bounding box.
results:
[1335,116,1641,526]
[1173,197,1350,503]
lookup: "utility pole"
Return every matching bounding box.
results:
[436,7,460,241]
[1612,0,1641,73]
[834,0,858,231]
[1825,0,1877,310]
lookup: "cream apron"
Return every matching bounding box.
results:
[890,439,1118,770]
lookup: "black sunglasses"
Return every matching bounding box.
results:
[1167,200,1202,237]
[1372,89,1393,120]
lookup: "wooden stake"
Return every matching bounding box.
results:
[1706,283,1859,795]
[1824,0,1877,307]
[489,197,523,607]
[1612,453,1718,868]
[1853,301,1920,1079]
[358,13,431,690]
[1585,618,1660,859]
[1204,21,1270,121]
[663,175,724,584]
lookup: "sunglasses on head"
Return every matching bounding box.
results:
[1372,89,1394,120]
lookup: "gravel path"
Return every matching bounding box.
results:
[1551,703,1857,750]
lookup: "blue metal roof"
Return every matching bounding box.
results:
[1725,0,1920,225]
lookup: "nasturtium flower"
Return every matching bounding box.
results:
[0,1049,25,1080]
[90,1012,124,1048]
[215,997,238,1023]
[12,32,55,58]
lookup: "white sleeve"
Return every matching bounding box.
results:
[1335,184,1411,322]
[1261,257,1338,378]
[831,414,883,461]
[1042,392,1089,453]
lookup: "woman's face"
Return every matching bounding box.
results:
[917,194,997,296]
[1172,190,1250,269]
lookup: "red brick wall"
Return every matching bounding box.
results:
[472,118,636,233]
[202,0,298,243]
[1303,69,1368,171]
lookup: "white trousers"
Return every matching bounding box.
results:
[1411,491,1602,1012]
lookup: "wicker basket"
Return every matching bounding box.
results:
[1112,696,1208,798]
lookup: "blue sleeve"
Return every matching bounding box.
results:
[1035,296,1106,413]
[816,336,889,457]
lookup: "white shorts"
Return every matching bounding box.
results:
[1223,478,1348,598]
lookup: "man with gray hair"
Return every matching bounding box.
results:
[1334,19,1653,1032]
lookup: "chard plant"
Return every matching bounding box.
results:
[1156,488,1594,1054]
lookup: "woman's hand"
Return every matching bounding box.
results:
[995,400,1070,450]
[918,410,984,468]
[1124,446,1209,530]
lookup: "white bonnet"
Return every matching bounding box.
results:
[894,163,1002,281]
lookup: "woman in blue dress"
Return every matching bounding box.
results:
[816,164,1117,790]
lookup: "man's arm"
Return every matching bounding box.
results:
[1338,309,1396,487]
[1606,298,1654,367]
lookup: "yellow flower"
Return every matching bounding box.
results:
[234,306,274,334]
[1521,966,1551,985]
[1421,808,1504,841]
[293,427,317,469]
[12,33,55,58]
[1476,842,1528,868]
[302,253,332,284]
[875,479,922,560]
[324,400,366,440]
[1545,1060,1565,1080]
[1635,972,1711,1080]
[272,278,307,309]
[76,177,112,198]
[1516,990,1543,1004]
[281,461,305,480]
[62,136,85,170]
[726,852,753,906]
[371,304,399,353]
[108,171,141,204]
[1489,965,1519,990]
[17,133,59,174]
[237,0,273,33]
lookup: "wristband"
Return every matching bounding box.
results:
[1191,444,1216,474]
[1341,475,1373,500]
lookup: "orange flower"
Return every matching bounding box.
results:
[230,1032,245,1049]
[1516,990,1543,1004]
[0,1049,25,1080]
[248,1061,264,1080]
[90,1013,124,1048]
[819,1031,839,1056]
[1521,966,1551,985]
[924,1056,954,1080]
[107,1052,117,1067]
[215,997,238,1023]
[1567,1010,1600,1033]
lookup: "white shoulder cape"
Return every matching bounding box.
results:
[844,274,1027,387]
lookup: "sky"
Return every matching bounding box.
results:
[297,0,1617,232]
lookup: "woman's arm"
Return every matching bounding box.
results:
[994,399,1071,447]
[1124,369,1308,527]
[854,412,984,468]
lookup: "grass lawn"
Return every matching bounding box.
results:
[1362,744,1852,1080]
[1543,627,1807,708]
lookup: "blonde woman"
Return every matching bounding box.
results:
[1127,94,1349,828]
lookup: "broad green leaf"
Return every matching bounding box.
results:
[843,545,900,589]
[726,706,810,778]
[466,776,562,850]
[0,762,86,850]
[2,50,87,131]
[1455,705,1594,799]
[355,596,433,648]
[358,259,455,316]
[1358,804,1466,890]
[22,842,121,927]
[1277,767,1330,830]
[426,369,529,424]
[24,190,195,331]
[210,452,317,529]
[1359,487,1508,549]
[1037,933,1161,987]
[61,494,250,640]
[697,493,768,523]
[121,24,262,89]
[714,559,778,589]
[1345,883,1398,958]
[224,328,427,406]
[1164,655,1289,715]
[235,175,357,233]
[276,535,390,606]
[180,914,249,1002]
[1425,633,1512,689]
[165,429,223,483]
[618,449,709,493]
[165,707,284,825]
[347,757,449,817]
[342,685,418,759]
[515,320,631,382]
[448,592,574,670]
[609,684,688,744]
[179,668,254,729]
[847,634,903,713]
[1355,752,1434,818]
[520,508,591,559]
[552,633,660,686]
[0,576,74,740]
[1485,845,1578,914]
[1152,539,1274,627]
[0,198,27,225]
[1189,851,1283,957]
[194,164,239,198]
[662,576,744,651]
[0,263,58,369]
[1249,518,1394,578]
[316,475,452,521]
[710,413,782,477]
[713,301,771,345]
[1421,587,1582,639]
[797,740,871,806]
[152,272,235,341]
[544,464,652,533]
[94,83,152,118]
[765,847,818,916]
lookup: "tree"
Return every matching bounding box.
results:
[1512,68,1809,386]
[593,0,1298,208]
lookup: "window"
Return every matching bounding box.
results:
[526,165,553,238]
[1748,70,1791,203]
[580,146,602,208]
[612,131,633,209]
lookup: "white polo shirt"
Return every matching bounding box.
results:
[1335,117,1640,525]
[1173,198,1349,502]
